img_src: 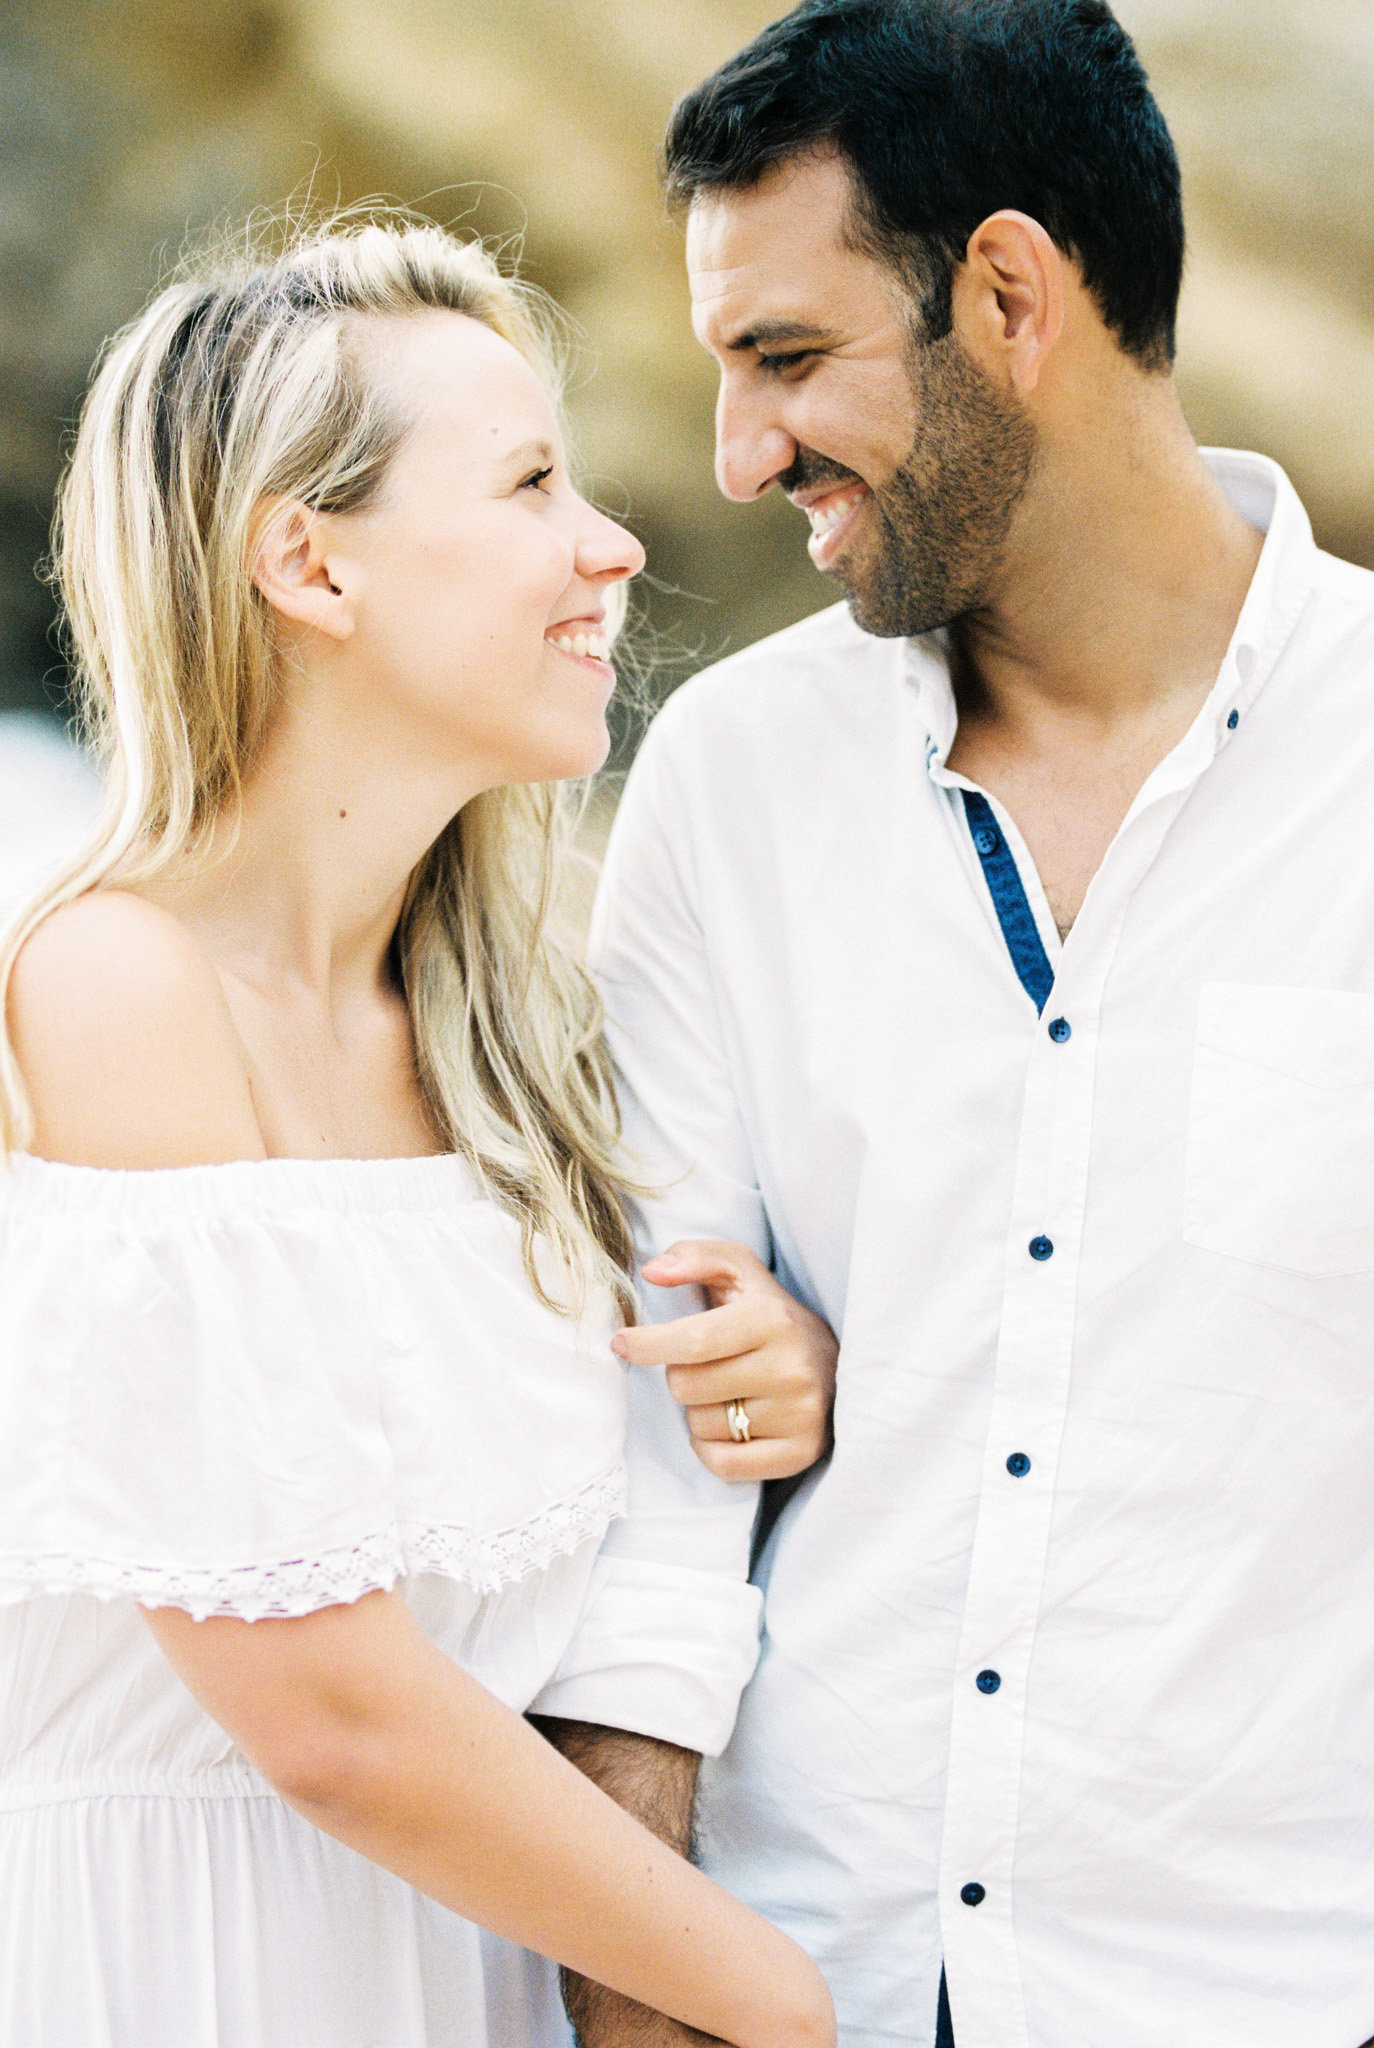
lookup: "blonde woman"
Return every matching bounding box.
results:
[0,221,835,2048]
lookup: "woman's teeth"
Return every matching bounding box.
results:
[551,629,610,662]
[808,489,867,537]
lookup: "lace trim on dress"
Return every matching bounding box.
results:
[0,1464,627,1622]
[400,1462,628,1593]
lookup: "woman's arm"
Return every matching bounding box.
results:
[144,1591,833,2048]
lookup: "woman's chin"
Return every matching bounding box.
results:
[439,711,613,792]
[542,719,613,783]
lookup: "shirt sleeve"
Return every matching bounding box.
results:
[527,695,766,1757]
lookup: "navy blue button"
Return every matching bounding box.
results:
[960,1883,986,1908]
[1006,1452,1031,1478]
[976,1669,1001,1694]
[1227,709,1239,730]
[972,826,999,856]
[1029,1235,1054,1261]
[1048,1017,1071,1043]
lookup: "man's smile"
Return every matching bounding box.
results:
[792,481,872,566]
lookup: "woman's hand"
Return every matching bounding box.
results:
[611,1241,838,1481]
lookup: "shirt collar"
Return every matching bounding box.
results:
[906,448,1319,783]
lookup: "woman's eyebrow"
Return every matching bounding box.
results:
[496,436,558,471]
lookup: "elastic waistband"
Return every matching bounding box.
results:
[0,1770,277,1810]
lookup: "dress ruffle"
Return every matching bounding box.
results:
[0,1465,628,1622]
[0,1152,628,1619]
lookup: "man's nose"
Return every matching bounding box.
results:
[714,382,797,504]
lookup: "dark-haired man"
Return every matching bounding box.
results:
[533,3,1374,2044]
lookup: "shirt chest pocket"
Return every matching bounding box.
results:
[1184,983,1374,1276]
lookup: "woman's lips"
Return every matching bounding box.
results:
[546,624,610,662]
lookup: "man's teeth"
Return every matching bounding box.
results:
[808,490,866,537]
[551,629,610,661]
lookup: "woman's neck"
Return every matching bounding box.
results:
[149,685,480,1015]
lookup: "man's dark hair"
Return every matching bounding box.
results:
[664,0,1184,369]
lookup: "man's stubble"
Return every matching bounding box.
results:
[785,327,1038,641]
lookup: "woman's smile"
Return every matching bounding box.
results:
[545,612,612,668]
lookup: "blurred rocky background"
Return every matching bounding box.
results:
[0,0,1371,868]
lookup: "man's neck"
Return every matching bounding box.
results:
[953,389,1263,732]
[944,393,1265,937]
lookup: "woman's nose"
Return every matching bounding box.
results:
[577,505,646,583]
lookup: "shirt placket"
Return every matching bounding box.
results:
[934,758,1226,2046]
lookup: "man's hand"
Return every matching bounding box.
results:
[529,1718,721,2047]
[611,1241,837,1481]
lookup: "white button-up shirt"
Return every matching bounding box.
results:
[556,451,1374,2048]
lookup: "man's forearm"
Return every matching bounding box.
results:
[529,1716,718,2048]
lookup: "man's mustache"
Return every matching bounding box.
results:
[776,449,867,497]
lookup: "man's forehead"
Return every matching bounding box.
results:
[685,160,860,347]
[687,157,851,266]
[687,266,836,349]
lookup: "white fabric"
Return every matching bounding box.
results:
[0,1151,628,2046]
[585,452,1374,2048]
[529,1357,764,1753]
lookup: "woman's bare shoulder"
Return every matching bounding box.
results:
[6,889,265,1168]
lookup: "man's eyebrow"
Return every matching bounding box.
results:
[724,320,834,354]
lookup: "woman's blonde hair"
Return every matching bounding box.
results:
[0,211,638,1315]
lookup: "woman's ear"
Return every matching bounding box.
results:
[250,498,355,642]
[955,209,1066,396]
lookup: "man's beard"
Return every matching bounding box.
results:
[784,333,1037,640]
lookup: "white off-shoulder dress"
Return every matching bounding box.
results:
[0,1151,628,2048]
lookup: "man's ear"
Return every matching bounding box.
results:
[250,498,355,642]
[955,210,1065,396]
